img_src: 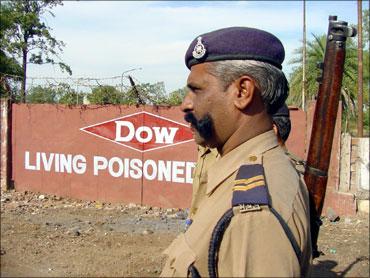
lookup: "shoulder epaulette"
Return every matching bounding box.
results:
[209,165,301,278]
[231,164,270,207]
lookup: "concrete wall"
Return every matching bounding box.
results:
[353,138,369,192]
[338,135,369,214]
[11,104,197,208]
[305,101,357,216]
[8,103,345,212]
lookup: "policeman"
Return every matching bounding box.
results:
[271,103,291,148]
[188,145,219,220]
[161,27,311,277]
[188,103,292,222]
[272,104,306,174]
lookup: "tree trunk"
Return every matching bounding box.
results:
[21,48,28,103]
[357,0,363,137]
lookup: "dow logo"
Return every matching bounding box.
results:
[80,111,194,152]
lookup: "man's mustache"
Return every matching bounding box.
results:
[184,112,214,141]
[184,112,198,127]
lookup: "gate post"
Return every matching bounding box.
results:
[1,98,12,191]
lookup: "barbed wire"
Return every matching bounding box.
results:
[1,71,175,106]
[1,71,145,93]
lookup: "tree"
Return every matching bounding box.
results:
[363,9,369,45]
[26,83,84,104]
[53,83,84,105]
[58,84,84,105]
[26,84,58,103]
[0,0,71,103]
[0,50,22,99]
[87,85,124,105]
[288,9,369,135]
[287,34,362,129]
[0,5,23,99]
[120,81,169,105]
[140,81,168,105]
[166,87,187,106]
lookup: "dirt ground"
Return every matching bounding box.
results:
[1,190,369,277]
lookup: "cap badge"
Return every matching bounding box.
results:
[192,36,206,59]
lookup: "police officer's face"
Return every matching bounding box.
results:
[181,63,235,148]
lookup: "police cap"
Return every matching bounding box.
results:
[185,27,285,70]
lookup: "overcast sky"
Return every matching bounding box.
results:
[27,1,364,93]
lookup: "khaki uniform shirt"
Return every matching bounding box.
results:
[161,131,312,277]
[189,146,219,219]
[285,149,306,175]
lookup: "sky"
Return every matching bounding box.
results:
[27,1,366,93]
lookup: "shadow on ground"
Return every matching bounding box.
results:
[312,256,368,277]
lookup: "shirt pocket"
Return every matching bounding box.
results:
[161,233,197,277]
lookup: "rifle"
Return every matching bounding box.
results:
[304,16,356,258]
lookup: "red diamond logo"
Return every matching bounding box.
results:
[80,111,194,152]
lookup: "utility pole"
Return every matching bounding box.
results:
[357,0,363,137]
[302,0,307,111]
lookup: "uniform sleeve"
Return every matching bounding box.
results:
[217,208,301,277]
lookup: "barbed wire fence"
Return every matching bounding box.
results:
[27,75,134,99]
[1,69,177,105]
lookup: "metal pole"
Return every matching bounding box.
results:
[357,0,363,137]
[302,0,307,111]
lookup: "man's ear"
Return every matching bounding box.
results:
[233,76,257,110]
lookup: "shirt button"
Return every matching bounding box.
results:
[249,155,257,162]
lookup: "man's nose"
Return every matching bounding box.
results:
[180,92,194,113]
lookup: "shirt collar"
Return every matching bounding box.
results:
[199,146,219,158]
[206,130,279,195]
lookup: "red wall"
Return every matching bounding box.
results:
[286,107,306,159]
[12,103,342,210]
[12,104,197,208]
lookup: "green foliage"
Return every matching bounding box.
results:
[118,81,168,105]
[0,0,71,102]
[56,83,84,105]
[25,81,186,106]
[287,15,369,135]
[0,4,23,98]
[363,9,369,46]
[87,86,124,105]
[287,34,360,113]
[26,83,84,105]
[364,108,370,136]
[130,82,167,105]
[0,50,23,99]
[166,87,187,106]
[26,85,58,103]
[0,50,22,78]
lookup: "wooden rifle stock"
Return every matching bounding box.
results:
[304,16,356,258]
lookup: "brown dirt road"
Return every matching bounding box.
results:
[1,190,369,277]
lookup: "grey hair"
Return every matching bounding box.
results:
[206,60,289,113]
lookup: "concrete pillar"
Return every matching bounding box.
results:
[0,98,12,190]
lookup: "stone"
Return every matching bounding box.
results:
[326,207,340,222]
[344,218,352,225]
[175,210,188,220]
[357,200,369,214]
[74,230,81,236]
[142,229,154,235]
